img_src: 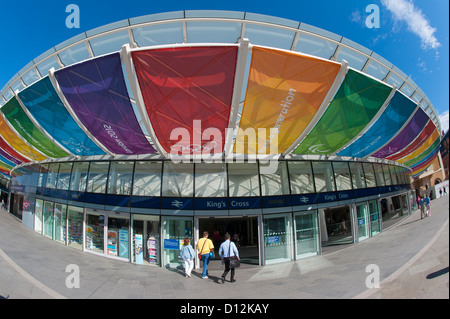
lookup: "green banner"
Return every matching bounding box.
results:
[1,97,69,158]
[293,69,392,155]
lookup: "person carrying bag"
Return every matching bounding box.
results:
[219,233,240,283]
[196,231,214,279]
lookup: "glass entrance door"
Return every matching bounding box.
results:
[294,210,320,259]
[369,200,381,236]
[161,216,193,268]
[263,213,292,264]
[356,203,369,241]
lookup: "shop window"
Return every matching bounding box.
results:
[195,163,227,197]
[86,162,110,193]
[70,162,89,192]
[132,214,160,266]
[228,162,260,197]
[321,205,353,246]
[161,162,194,197]
[369,200,381,236]
[54,203,67,244]
[333,162,352,191]
[260,161,289,196]
[132,161,162,196]
[67,205,84,250]
[43,201,54,239]
[107,161,134,195]
[312,161,335,193]
[34,199,43,234]
[288,161,315,194]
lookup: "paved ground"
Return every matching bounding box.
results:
[0,195,448,300]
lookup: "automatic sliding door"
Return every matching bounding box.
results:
[294,210,319,259]
[263,213,292,264]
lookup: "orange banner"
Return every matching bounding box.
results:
[0,115,46,161]
[234,46,341,154]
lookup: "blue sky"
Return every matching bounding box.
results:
[0,0,448,132]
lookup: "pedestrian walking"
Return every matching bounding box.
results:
[179,238,195,278]
[219,233,240,284]
[196,231,214,279]
[419,196,425,219]
[425,194,431,217]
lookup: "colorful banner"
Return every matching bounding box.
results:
[1,97,69,158]
[234,46,341,154]
[132,46,238,155]
[402,137,440,167]
[0,135,30,163]
[18,77,104,156]
[337,91,417,158]
[371,107,429,159]
[54,53,156,155]
[293,69,392,155]
[0,114,47,161]
[397,130,440,164]
[387,120,436,161]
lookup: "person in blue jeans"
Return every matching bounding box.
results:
[196,231,214,279]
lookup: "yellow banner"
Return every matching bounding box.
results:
[234,46,341,154]
[0,115,46,161]
[397,129,440,164]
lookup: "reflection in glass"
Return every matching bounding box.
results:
[107,161,134,195]
[356,203,369,241]
[87,162,110,193]
[162,162,194,197]
[57,162,73,190]
[195,163,227,197]
[67,206,84,250]
[260,161,289,196]
[186,21,242,43]
[70,162,88,192]
[296,33,337,60]
[263,214,292,264]
[54,203,67,244]
[228,163,260,197]
[369,200,381,236]
[312,161,335,192]
[34,199,43,234]
[332,162,352,191]
[43,201,54,239]
[294,211,319,258]
[162,217,193,268]
[288,161,315,194]
[362,163,377,188]
[132,161,162,196]
[349,162,366,189]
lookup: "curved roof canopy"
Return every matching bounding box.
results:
[0,10,442,179]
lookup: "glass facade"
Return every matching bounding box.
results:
[10,158,411,267]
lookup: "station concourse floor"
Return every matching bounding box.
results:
[0,196,448,300]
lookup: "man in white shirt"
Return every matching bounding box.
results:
[219,233,240,283]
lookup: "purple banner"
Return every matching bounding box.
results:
[54,53,156,155]
[372,107,429,158]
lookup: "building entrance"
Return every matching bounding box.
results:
[198,216,259,265]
